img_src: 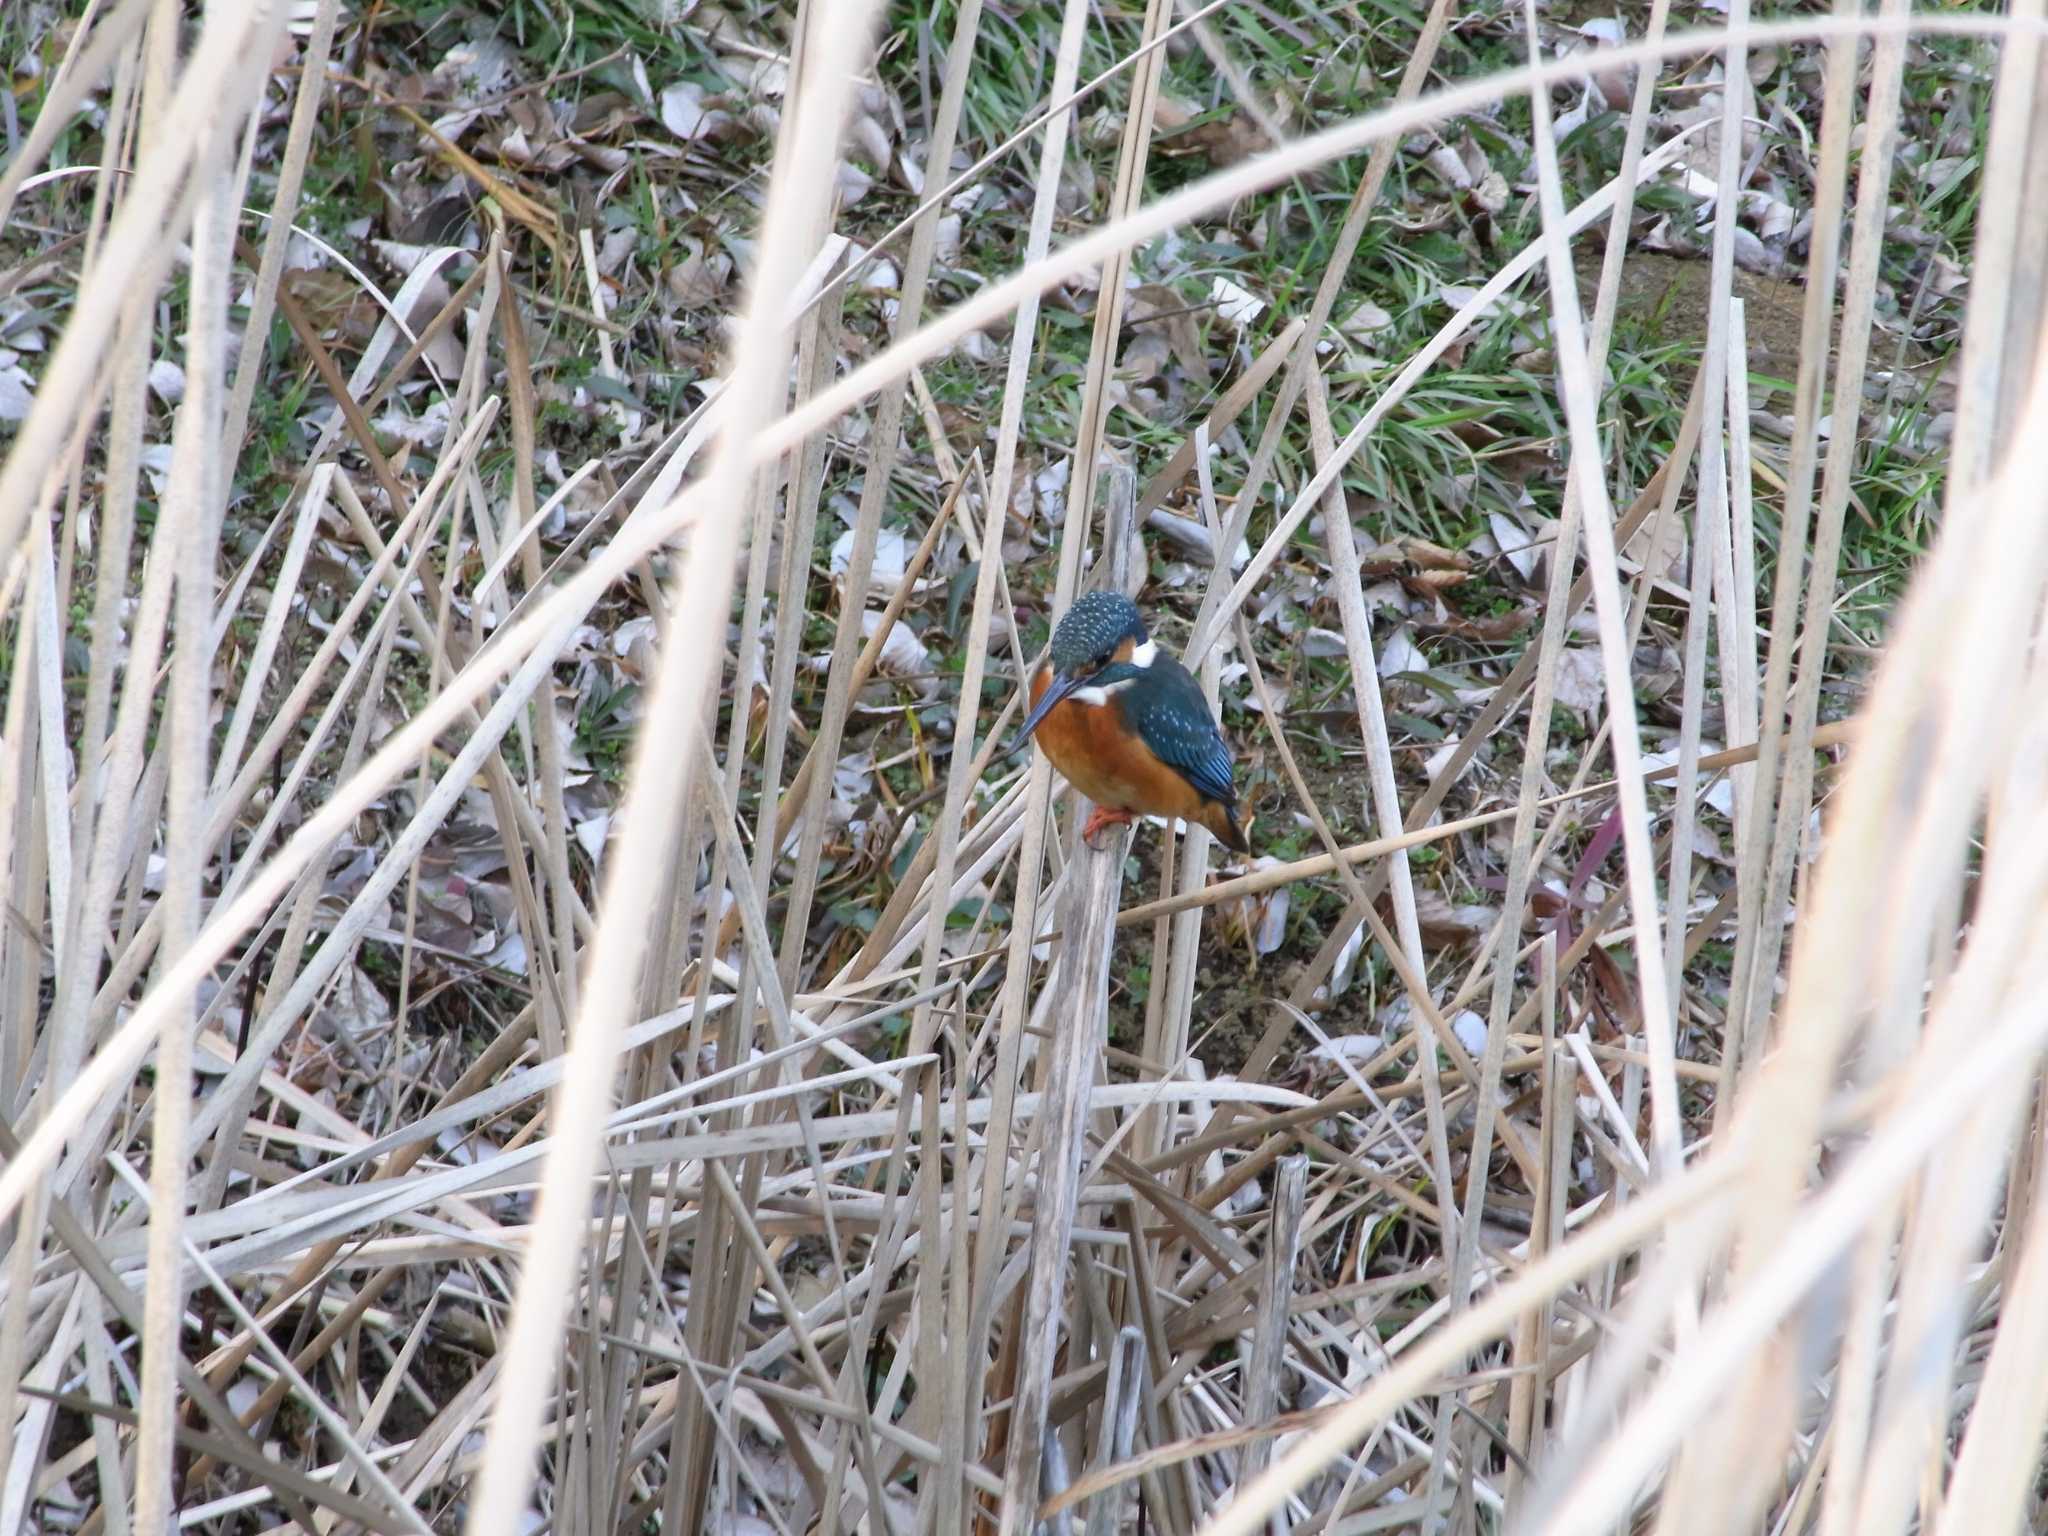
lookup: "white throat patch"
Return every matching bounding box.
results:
[1071,676,1142,706]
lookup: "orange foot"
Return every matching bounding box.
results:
[1081,804,1136,850]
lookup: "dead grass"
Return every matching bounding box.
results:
[0,2,2038,1534]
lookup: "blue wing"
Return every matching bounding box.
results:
[1118,658,1236,806]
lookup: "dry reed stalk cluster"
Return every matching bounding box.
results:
[0,1,2042,1533]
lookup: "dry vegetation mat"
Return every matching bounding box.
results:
[0,0,2035,1532]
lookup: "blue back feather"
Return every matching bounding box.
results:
[1101,657,1236,807]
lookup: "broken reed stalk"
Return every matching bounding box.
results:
[996,21,1177,1513]
[997,469,1145,1536]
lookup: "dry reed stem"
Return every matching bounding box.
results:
[1522,0,1682,1195]
[0,25,1990,1260]
[460,14,885,1530]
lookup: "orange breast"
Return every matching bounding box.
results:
[1027,666,1208,820]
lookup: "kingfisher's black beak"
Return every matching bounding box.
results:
[1009,668,1082,757]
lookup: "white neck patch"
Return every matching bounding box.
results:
[1128,638,1157,667]
[1071,676,1142,706]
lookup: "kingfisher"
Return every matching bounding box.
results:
[1011,590,1251,853]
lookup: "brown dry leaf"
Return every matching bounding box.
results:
[282,268,382,350]
[934,401,979,446]
[1403,889,1496,950]
[1390,200,1460,235]
[1125,283,1213,386]
[493,91,578,172]
[1358,540,1411,578]
[1157,108,1272,170]
[1117,324,1173,386]
[1352,536,1475,599]
[1406,566,1470,598]
[666,236,730,308]
[571,89,640,137]
[1397,536,1469,573]
[1585,940,1638,1033]
[1444,418,1502,452]
[1417,606,1532,643]
[1484,440,1556,488]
